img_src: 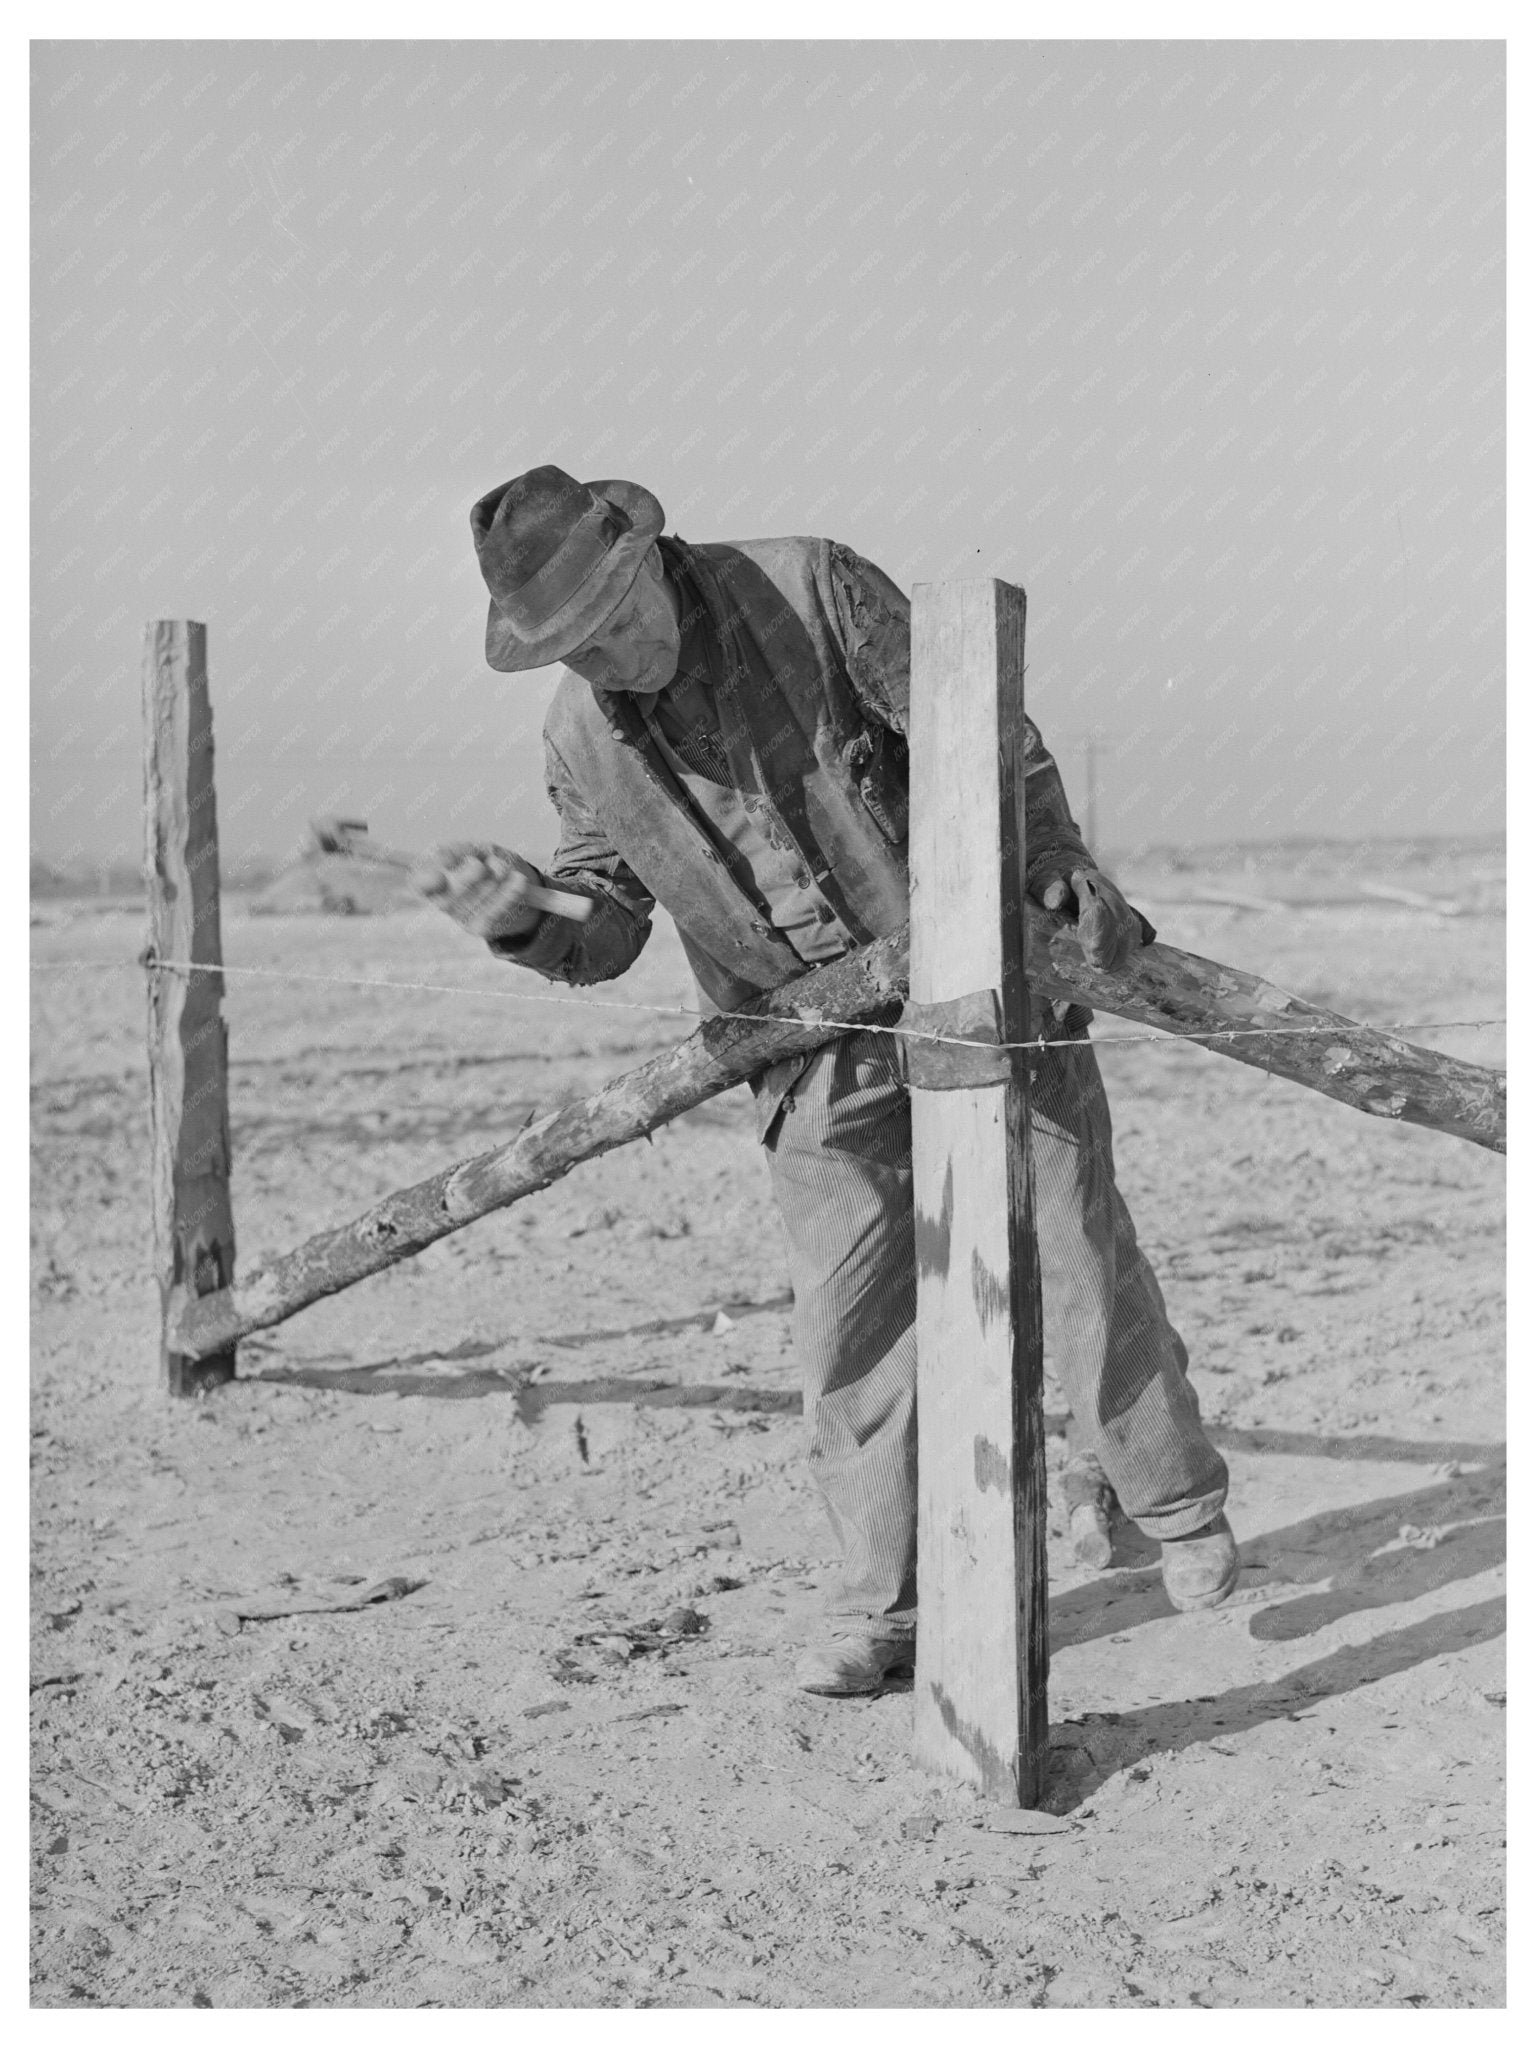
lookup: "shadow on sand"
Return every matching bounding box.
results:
[239,1349,1505,1470]
[1042,1595,1506,1815]
[230,1354,1505,1796]
[1042,1457,1505,1813]
[1050,1460,1505,1655]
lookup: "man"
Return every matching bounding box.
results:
[419,464,1239,1694]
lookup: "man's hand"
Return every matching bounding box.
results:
[1031,865,1155,972]
[412,841,548,942]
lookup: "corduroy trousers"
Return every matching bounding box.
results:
[756,1029,1228,1637]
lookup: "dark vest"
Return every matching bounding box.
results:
[544,536,911,1011]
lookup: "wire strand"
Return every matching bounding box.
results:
[28,952,1506,1055]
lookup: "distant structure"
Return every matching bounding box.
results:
[248,819,415,917]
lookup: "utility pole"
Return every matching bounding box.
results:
[1081,732,1100,855]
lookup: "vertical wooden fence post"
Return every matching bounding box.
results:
[142,620,237,1397]
[909,578,1048,1805]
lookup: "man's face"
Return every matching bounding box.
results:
[562,548,681,695]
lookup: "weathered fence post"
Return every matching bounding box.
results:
[909,579,1048,1804]
[142,620,236,1396]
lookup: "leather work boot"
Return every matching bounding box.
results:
[794,1634,915,1695]
[1069,1500,1115,1569]
[1063,1449,1116,1570]
[1160,1512,1241,1612]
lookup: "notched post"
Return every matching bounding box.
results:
[910,577,1048,1806]
[142,619,237,1397]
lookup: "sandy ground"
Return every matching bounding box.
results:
[30,853,1505,2008]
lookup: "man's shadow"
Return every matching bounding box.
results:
[1041,1459,1506,1814]
[1049,1460,1505,1655]
[1041,1593,1506,1814]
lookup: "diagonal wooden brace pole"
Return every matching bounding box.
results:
[1025,921,1505,1151]
[172,913,1503,1365]
[174,934,907,1361]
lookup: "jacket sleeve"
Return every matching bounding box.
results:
[486,734,655,985]
[826,540,1094,886]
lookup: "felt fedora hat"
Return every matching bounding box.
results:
[470,465,665,673]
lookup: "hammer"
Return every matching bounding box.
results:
[309,816,593,923]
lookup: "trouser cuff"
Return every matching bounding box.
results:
[1132,1486,1228,1542]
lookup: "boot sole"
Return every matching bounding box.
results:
[796,1657,915,1696]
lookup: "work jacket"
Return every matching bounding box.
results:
[493,533,1092,1020]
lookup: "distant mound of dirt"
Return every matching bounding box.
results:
[248,854,416,918]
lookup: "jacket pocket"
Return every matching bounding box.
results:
[846,725,909,846]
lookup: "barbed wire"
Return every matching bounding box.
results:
[28,952,1506,1056]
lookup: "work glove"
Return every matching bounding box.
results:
[1030,865,1156,972]
[413,841,547,943]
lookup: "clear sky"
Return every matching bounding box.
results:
[32,38,1504,868]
